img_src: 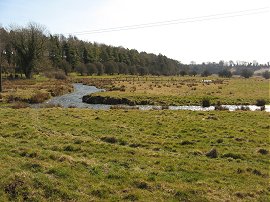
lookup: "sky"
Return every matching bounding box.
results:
[0,0,269,64]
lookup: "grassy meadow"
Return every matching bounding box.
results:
[0,75,269,201]
[79,76,270,106]
[0,108,269,201]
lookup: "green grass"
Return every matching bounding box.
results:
[0,108,269,201]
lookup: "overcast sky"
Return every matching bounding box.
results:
[0,0,269,64]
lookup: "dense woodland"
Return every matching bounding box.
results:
[0,23,269,79]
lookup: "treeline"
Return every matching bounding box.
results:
[188,60,269,75]
[0,23,180,78]
[0,23,269,79]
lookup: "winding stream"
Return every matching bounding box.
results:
[38,83,270,112]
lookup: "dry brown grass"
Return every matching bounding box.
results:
[1,79,73,104]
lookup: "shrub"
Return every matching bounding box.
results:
[201,69,211,77]
[262,71,270,79]
[75,63,87,76]
[256,99,266,106]
[201,98,211,107]
[240,69,253,78]
[218,69,232,78]
[86,63,98,75]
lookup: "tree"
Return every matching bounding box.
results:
[218,69,232,78]
[94,62,104,76]
[9,22,47,78]
[189,70,197,76]
[179,70,187,76]
[118,62,129,74]
[86,63,97,75]
[262,71,270,79]
[104,61,117,75]
[201,69,211,77]
[240,69,253,78]
[129,65,137,75]
[137,66,148,76]
[75,62,87,76]
[59,59,71,75]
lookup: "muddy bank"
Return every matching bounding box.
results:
[82,94,153,106]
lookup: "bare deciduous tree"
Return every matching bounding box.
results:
[9,22,47,78]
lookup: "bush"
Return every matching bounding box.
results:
[262,71,270,79]
[240,69,253,78]
[75,63,87,76]
[256,99,266,106]
[189,70,197,76]
[218,69,232,78]
[201,69,211,77]
[201,98,211,107]
[58,60,72,75]
[179,70,187,76]
[86,63,98,75]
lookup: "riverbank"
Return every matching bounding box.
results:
[0,78,73,107]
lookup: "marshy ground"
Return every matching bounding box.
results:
[0,75,269,201]
[79,76,270,106]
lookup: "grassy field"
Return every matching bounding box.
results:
[0,108,269,201]
[80,76,270,106]
[0,75,269,107]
